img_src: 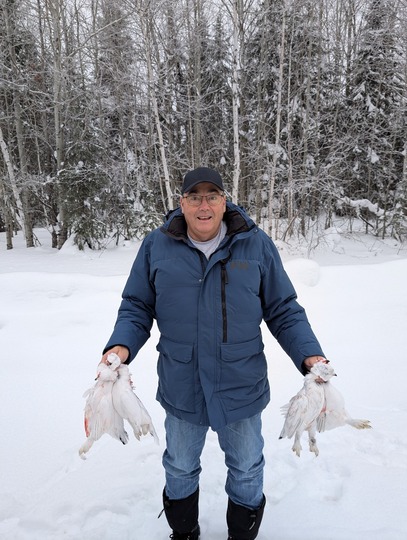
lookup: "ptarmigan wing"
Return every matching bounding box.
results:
[280,390,309,439]
[317,379,372,432]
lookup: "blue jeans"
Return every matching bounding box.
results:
[162,412,265,509]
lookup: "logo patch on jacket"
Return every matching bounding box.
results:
[230,261,249,271]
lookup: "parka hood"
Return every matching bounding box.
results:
[161,202,257,241]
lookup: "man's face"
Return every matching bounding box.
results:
[180,182,226,242]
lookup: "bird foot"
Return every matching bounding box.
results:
[292,442,302,457]
[348,419,372,430]
[309,438,319,456]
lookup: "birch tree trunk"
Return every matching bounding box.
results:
[3,0,34,247]
[11,97,34,247]
[45,0,68,248]
[0,125,27,238]
[139,3,173,212]
[231,0,241,204]
[268,4,286,238]
[284,31,295,240]
[193,0,202,165]
[0,166,13,249]
[34,0,59,247]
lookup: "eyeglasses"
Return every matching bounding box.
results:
[182,193,225,207]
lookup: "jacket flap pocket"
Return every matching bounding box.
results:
[156,336,194,363]
[221,335,264,362]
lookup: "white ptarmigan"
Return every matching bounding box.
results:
[279,362,371,457]
[79,353,158,458]
[79,358,128,459]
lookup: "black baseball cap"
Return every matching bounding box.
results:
[181,167,224,194]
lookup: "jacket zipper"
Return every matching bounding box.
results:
[197,247,230,343]
[220,254,231,342]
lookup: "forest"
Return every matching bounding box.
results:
[0,0,406,250]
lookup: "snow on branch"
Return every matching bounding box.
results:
[337,197,385,218]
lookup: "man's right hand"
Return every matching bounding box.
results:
[100,345,130,365]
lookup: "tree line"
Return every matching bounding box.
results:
[0,0,406,250]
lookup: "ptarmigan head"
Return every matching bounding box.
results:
[96,362,119,382]
[310,362,336,382]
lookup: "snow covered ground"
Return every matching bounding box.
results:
[1,226,407,540]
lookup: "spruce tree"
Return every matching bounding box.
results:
[346,0,405,236]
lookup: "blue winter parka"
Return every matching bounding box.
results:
[104,202,325,430]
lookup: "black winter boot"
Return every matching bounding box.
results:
[226,495,266,540]
[162,487,200,540]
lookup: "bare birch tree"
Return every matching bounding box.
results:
[267,2,286,237]
[230,0,241,204]
[1,0,34,246]
[0,125,27,238]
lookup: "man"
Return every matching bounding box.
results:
[101,167,327,540]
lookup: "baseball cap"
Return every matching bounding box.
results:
[181,167,224,194]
